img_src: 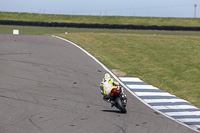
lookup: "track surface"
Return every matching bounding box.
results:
[0,34,197,133]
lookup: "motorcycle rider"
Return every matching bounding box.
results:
[100,73,127,105]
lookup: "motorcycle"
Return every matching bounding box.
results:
[109,87,127,113]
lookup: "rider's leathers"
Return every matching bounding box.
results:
[100,74,121,102]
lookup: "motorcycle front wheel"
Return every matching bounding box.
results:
[116,97,127,113]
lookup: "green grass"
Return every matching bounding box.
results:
[2,24,200,36]
[57,32,200,107]
[1,12,200,27]
[0,25,200,108]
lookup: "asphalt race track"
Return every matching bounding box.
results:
[0,34,197,133]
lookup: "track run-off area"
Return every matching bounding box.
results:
[0,34,198,133]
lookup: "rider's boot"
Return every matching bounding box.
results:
[103,96,110,102]
[110,100,115,107]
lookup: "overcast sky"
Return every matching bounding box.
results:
[1,0,200,18]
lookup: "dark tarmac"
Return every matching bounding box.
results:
[0,34,197,133]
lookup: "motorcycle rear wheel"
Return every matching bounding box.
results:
[116,97,127,113]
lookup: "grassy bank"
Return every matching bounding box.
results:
[1,12,200,27]
[0,25,200,108]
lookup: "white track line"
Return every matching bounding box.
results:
[193,125,200,129]
[153,105,197,110]
[119,77,143,82]
[135,92,172,96]
[178,119,200,122]
[127,85,159,89]
[166,111,200,116]
[144,99,188,103]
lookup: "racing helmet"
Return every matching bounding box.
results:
[104,73,111,80]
